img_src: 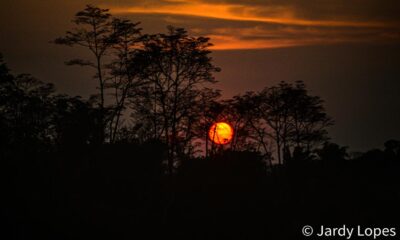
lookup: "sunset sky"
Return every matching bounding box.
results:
[1,0,400,152]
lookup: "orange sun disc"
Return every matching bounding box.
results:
[208,122,234,145]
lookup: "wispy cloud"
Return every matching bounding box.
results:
[101,0,400,50]
[202,25,400,50]
[109,0,388,27]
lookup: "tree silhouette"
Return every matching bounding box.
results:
[2,4,400,237]
[223,81,332,165]
[225,91,274,166]
[106,18,144,143]
[384,139,400,162]
[54,5,115,143]
[0,54,14,153]
[258,81,333,164]
[52,95,102,148]
[193,88,222,157]
[316,141,348,163]
[132,26,220,173]
[289,81,333,151]
[0,59,55,152]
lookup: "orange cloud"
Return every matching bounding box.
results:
[207,35,296,50]
[203,26,398,50]
[102,0,400,50]
[109,1,387,28]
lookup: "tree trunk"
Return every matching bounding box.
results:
[96,56,106,144]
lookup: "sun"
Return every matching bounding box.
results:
[209,122,234,145]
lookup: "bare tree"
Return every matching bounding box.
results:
[289,81,333,152]
[226,81,332,165]
[194,88,222,157]
[215,92,272,169]
[54,5,148,143]
[106,18,143,143]
[259,81,333,164]
[54,5,114,143]
[132,26,220,174]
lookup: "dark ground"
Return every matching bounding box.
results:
[2,144,400,240]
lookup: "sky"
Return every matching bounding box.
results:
[1,0,400,152]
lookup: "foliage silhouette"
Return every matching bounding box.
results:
[54,5,143,144]
[1,4,400,240]
[130,26,221,173]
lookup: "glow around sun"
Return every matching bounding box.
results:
[209,122,234,145]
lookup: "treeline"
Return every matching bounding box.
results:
[51,5,337,169]
[1,5,336,170]
[1,5,400,171]
[2,5,400,240]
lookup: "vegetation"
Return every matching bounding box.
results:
[1,5,400,240]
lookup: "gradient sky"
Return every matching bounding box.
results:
[1,0,400,152]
